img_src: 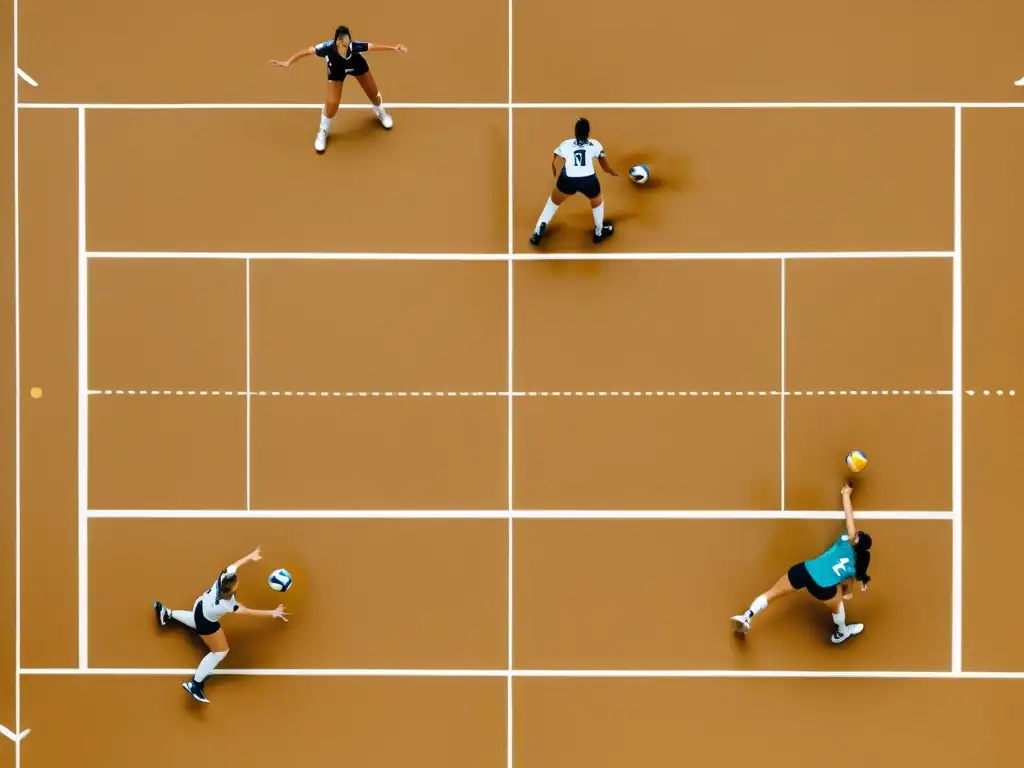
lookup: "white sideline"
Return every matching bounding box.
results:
[18,667,1024,680]
[84,509,955,520]
[82,250,955,262]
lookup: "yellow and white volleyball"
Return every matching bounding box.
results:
[845,450,868,473]
[629,164,650,184]
[268,568,293,592]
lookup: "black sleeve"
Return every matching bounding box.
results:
[351,41,369,53]
[314,41,334,57]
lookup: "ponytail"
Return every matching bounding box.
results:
[574,117,590,145]
[215,569,238,604]
[854,533,872,585]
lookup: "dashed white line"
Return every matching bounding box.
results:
[84,388,1014,398]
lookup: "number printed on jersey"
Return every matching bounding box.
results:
[556,138,605,178]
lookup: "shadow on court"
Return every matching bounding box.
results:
[525,147,692,258]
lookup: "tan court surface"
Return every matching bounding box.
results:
[5,2,1024,767]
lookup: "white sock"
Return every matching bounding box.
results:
[194,650,229,683]
[593,202,605,234]
[373,93,384,109]
[536,198,559,232]
[320,110,332,133]
[744,594,768,621]
[832,602,847,633]
[170,609,196,630]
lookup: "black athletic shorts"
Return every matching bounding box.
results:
[193,598,222,636]
[328,57,370,82]
[787,562,838,601]
[556,170,601,199]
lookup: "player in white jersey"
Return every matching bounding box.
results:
[530,117,621,246]
[153,546,289,704]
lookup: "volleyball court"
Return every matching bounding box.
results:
[9,0,1024,765]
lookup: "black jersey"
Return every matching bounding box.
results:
[314,39,370,79]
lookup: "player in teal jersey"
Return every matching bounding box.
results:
[729,481,873,644]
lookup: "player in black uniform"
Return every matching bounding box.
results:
[270,26,408,154]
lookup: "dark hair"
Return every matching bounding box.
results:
[335,26,351,42]
[854,532,872,585]
[215,569,238,604]
[574,117,590,144]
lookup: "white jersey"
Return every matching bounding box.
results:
[195,568,242,622]
[555,138,605,178]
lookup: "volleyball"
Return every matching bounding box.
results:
[846,451,868,473]
[629,164,650,184]
[268,568,292,592]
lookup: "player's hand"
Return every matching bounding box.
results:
[272,605,289,622]
[269,59,291,68]
[249,546,263,562]
[841,482,853,496]
[395,44,408,52]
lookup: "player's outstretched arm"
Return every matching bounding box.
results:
[269,47,316,68]
[366,43,409,52]
[236,604,290,621]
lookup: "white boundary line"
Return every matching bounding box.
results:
[13,101,1024,110]
[17,102,509,111]
[82,250,955,262]
[779,258,786,511]
[951,106,963,674]
[84,509,955,520]
[245,258,251,511]
[39,96,1004,706]
[12,0,22,758]
[83,389,973,398]
[77,107,89,670]
[505,10,514,767]
[17,667,1024,679]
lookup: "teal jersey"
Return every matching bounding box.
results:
[804,534,857,588]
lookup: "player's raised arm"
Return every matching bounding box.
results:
[840,482,857,540]
[228,546,262,572]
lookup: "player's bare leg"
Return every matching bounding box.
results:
[183,629,230,704]
[589,191,613,243]
[825,592,864,644]
[317,82,344,154]
[355,73,392,129]
[530,186,571,246]
[730,573,795,634]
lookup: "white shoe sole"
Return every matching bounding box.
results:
[730,616,750,634]
[183,682,209,703]
[377,110,393,129]
[830,623,864,644]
